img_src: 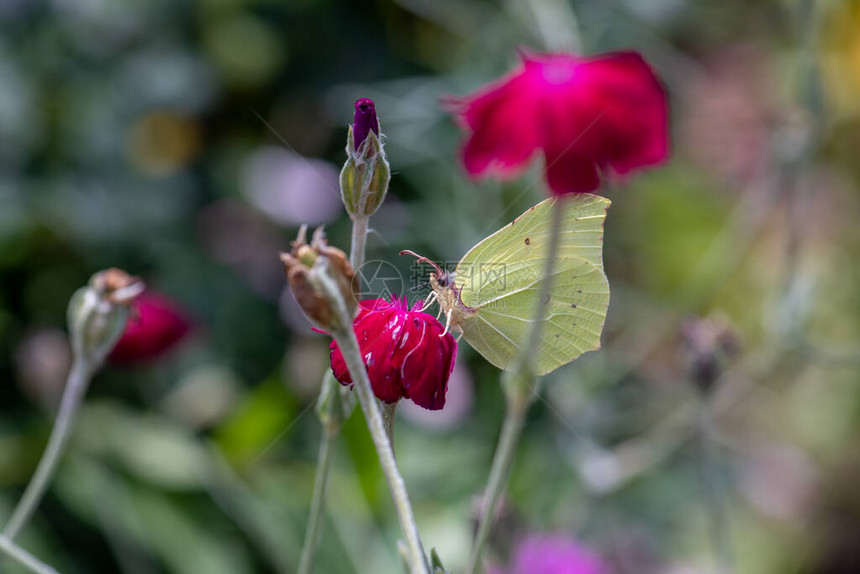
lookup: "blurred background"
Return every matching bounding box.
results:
[1,0,859,573]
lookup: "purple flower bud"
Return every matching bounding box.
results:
[353,98,379,150]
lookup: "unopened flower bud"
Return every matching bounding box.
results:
[353,98,379,151]
[68,268,145,367]
[280,226,359,331]
[680,314,741,395]
[340,98,390,218]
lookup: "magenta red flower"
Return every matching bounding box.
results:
[353,98,379,150]
[448,51,669,195]
[489,534,608,574]
[109,292,191,364]
[329,295,457,411]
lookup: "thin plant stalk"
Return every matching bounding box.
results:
[380,402,397,445]
[0,535,60,574]
[315,270,430,574]
[4,358,93,540]
[297,213,369,574]
[297,420,338,574]
[350,215,369,270]
[465,200,566,574]
[697,396,734,574]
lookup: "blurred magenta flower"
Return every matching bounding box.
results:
[448,51,669,195]
[109,292,191,364]
[490,534,608,574]
[329,295,457,410]
[353,98,380,150]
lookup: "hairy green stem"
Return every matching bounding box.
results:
[697,396,734,574]
[0,536,60,574]
[297,421,338,574]
[316,271,430,574]
[350,215,369,271]
[380,402,397,447]
[297,213,369,574]
[465,200,565,574]
[4,359,93,540]
[464,390,530,574]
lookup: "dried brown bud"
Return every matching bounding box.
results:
[680,314,741,395]
[90,268,145,305]
[280,226,358,330]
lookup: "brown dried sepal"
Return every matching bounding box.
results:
[280,226,359,330]
[90,268,145,305]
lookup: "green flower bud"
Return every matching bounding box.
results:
[340,113,390,218]
[68,269,144,366]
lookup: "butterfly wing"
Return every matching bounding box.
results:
[454,195,610,374]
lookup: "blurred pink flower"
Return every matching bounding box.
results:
[680,45,773,184]
[109,292,191,364]
[448,51,669,195]
[240,146,341,226]
[490,534,609,574]
[329,295,457,410]
[399,360,474,430]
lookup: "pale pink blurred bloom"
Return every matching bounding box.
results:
[15,328,72,408]
[240,146,341,226]
[197,199,285,298]
[491,534,609,574]
[399,360,474,430]
[161,365,242,429]
[286,338,332,400]
[279,286,322,335]
[740,444,819,522]
[659,565,711,574]
[680,45,774,184]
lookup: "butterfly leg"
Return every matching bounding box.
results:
[419,291,438,313]
[440,308,453,337]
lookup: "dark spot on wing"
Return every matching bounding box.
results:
[524,237,530,245]
[570,303,577,308]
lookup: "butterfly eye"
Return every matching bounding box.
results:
[437,271,452,288]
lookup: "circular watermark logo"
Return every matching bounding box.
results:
[354,260,405,302]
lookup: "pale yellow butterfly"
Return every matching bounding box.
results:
[403,194,610,375]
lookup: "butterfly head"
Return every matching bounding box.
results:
[400,250,477,335]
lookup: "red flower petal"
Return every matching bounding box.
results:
[399,312,456,410]
[456,70,542,178]
[449,50,669,196]
[108,292,191,365]
[328,296,457,410]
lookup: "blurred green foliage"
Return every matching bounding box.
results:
[2,0,860,573]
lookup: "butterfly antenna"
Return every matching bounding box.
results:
[405,281,430,295]
[399,249,443,275]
